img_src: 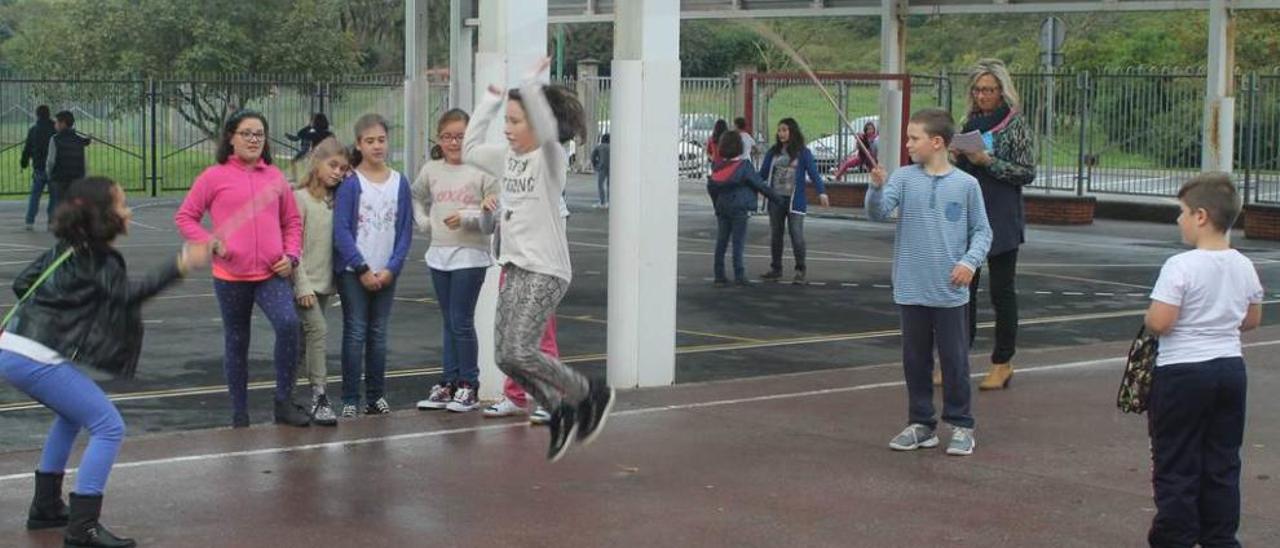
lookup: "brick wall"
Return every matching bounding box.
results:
[1024,194,1096,225]
[806,183,868,208]
[1244,204,1280,241]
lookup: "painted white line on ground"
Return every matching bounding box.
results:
[10,341,1280,483]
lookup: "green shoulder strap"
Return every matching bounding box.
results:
[1,249,74,329]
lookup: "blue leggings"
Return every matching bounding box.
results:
[213,277,300,416]
[0,350,124,495]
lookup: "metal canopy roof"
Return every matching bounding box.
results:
[464,0,1278,25]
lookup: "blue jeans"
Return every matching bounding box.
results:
[25,167,53,226]
[0,351,125,495]
[430,266,487,387]
[714,214,748,282]
[596,170,609,205]
[338,272,397,406]
[213,277,300,417]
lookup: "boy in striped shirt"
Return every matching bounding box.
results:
[867,108,993,456]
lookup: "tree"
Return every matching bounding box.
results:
[3,0,362,141]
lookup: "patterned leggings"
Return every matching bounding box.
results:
[495,265,588,410]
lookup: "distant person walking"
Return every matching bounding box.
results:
[591,133,610,208]
[19,105,57,231]
[45,111,91,213]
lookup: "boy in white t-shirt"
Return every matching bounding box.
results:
[1144,173,1263,547]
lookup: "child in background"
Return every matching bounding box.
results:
[707,130,782,286]
[292,137,349,426]
[333,114,414,418]
[413,109,499,414]
[1143,173,1262,547]
[867,108,992,457]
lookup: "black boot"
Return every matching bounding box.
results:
[63,493,135,548]
[27,470,69,530]
[274,398,311,427]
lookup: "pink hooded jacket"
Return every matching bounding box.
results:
[174,159,302,281]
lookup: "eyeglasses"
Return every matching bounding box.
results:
[971,86,1002,96]
[437,133,464,143]
[236,131,266,142]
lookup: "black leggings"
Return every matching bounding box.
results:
[968,248,1019,364]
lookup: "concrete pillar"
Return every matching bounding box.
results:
[879,0,906,170]
[449,0,475,113]
[609,0,680,388]
[1202,0,1235,173]
[404,0,430,178]
[577,59,601,173]
[473,0,550,401]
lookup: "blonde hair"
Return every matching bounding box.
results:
[966,58,1021,115]
[298,137,348,201]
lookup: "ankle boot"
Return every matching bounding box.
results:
[274,398,311,427]
[27,470,69,530]
[63,493,135,548]
[979,363,1014,391]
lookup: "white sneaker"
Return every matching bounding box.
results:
[483,398,529,418]
[445,385,480,413]
[529,407,551,426]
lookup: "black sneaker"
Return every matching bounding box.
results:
[576,382,616,446]
[274,399,311,427]
[366,397,391,415]
[232,412,250,428]
[546,404,579,462]
[760,269,782,280]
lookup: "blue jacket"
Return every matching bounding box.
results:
[332,171,415,276]
[759,146,827,213]
[707,159,780,218]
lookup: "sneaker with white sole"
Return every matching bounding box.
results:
[946,426,975,456]
[366,397,391,415]
[416,383,454,410]
[483,398,529,418]
[340,404,359,419]
[311,394,338,426]
[529,407,551,426]
[446,383,480,413]
[889,423,939,451]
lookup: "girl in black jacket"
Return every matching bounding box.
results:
[0,177,208,548]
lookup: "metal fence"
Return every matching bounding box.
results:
[1,74,409,196]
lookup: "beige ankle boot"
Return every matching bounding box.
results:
[979,363,1014,391]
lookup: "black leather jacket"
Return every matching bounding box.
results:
[5,242,182,378]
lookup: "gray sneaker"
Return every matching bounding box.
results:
[340,404,359,419]
[889,423,939,451]
[946,427,975,456]
[311,394,338,426]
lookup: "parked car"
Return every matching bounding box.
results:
[809,115,879,171]
[591,118,709,180]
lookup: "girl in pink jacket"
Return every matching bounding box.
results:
[174,110,310,429]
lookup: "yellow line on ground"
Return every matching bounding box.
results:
[4,302,1274,413]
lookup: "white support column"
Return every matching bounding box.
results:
[879,0,906,171]
[404,0,430,178]
[608,0,680,389]
[449,0,475,113]
[1202,0,1235,173]
[473,0,550,401]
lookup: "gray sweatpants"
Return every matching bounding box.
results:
[495,265,588,410]
[295,293,332,395]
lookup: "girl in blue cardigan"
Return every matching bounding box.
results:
[759,118,829,284]
[332,114,414,418]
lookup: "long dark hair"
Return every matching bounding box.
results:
[710,119,728,146]
[217,110,274,165]
[430,108,470,161]
[507,85,585,145]
[770,118,806,159]
[350,113,390,168]
[53,177,128,250]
